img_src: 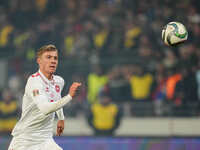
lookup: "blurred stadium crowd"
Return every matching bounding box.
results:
[0,0,200,134]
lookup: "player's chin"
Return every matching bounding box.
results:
[49,67,56,73]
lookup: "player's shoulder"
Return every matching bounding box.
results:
[53,75,65,84]
[31,72,40,78]
[27,72,41,83]
[24,72,43,91]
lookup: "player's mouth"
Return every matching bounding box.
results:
[50,66,56,69]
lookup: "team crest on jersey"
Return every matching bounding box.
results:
[45,87,49,92]
[33,89,39,96]
[55,85,60,93]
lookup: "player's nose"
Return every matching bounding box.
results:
[51,61,56,64]
[50,59,57,64]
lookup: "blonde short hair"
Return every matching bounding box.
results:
[37,44,58,58]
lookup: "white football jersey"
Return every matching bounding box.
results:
[11,70,65,141]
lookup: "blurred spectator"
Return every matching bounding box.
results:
[124,19,141,50]
[152,63,168,116]
[93,25,109,51]
[0,15,14,57]
[0,89,19,134]
[87,86,122,136]
[0,23,13,47]
[62,27,76,57]
[125,64,154,116]
[127,64,154,101]
[165,66,182,101]
[106,65,132,103]
[87,64,108,104]
[173,66,198,116]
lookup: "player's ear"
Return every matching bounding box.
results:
[37,57,41,65]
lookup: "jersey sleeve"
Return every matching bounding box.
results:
[56,109,65,120]
[26,76,72,116]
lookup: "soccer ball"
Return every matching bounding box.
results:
[162,22,188,46]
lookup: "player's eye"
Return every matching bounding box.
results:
[54,56,58,60]
[47,55,51,59]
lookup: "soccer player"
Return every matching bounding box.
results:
[8,44,81,150]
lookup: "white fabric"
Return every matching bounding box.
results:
[10,70,69,143]
[56,108,65,120]
[34,94,72,115]
[8,137,63,150]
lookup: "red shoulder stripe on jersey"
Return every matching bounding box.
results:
[31,72,40,77]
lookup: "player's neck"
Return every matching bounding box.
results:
[46,73,53,80]
[40,70,53,80]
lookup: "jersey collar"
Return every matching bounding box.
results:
[38,70,55,85]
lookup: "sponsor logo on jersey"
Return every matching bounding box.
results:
[33,89,39,96]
